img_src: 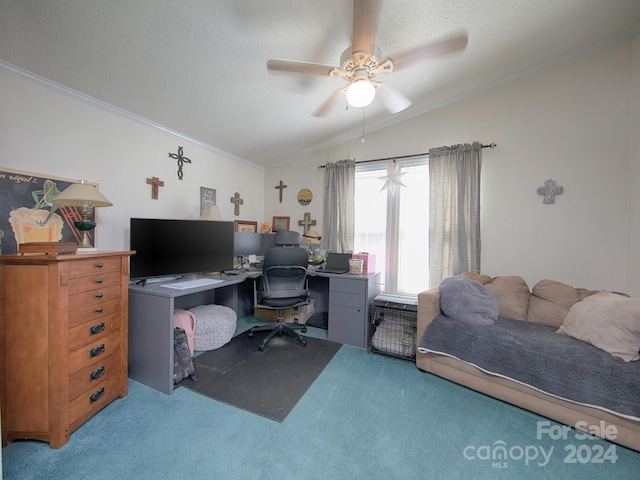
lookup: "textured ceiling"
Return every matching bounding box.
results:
[1,0,640,168]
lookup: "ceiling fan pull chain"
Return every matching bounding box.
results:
[361,108,366,143]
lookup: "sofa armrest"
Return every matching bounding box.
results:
[417,286,441,342]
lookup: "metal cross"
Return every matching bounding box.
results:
[537,179,564,204]
[168,146,191,180]
[146,176,164,200]
[230,192,243,216]
[275,180,287,203]
[298,212,316,234]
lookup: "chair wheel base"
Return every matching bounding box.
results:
[248,320,307,351]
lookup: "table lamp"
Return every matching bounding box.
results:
[51,180,113,249]
[199,205,224,221]
[302,230,321,244]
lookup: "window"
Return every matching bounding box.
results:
[354,158,429,294]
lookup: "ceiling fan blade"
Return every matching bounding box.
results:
[352,0,382,54]
[312,88,345,117]
[375,83,412,114]
[267,59,337,76]
[383,32,469,71]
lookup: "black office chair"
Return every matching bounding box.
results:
[248,230,309,351]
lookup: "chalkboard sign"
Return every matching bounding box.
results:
[0,168,98,254]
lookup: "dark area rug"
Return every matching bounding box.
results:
[180,332,342,422]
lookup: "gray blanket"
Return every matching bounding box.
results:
[419,315,640,420]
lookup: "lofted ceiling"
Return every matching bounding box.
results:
[1,1,640,168]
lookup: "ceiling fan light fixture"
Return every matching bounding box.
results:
[346,78,376,108]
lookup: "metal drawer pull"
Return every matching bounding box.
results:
[95,262,104,268]
[89,366,105,381]
[89,322,105,335]
[89,344,105,358]
[95,307,104,313]
[95,292,104,298]
[90,387,105,403]
[95,278,104,284]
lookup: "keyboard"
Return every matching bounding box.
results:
[160,277,223,290]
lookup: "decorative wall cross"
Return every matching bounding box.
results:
[146,176,164,200]
[168,146,191,180]
[230,192,243,216]
[537,179,564,204]
[275,180,287,203]
[298,212,316,234]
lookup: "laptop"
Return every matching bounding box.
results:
[319,253,351,274]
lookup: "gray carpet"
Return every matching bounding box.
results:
[181,331,341,421]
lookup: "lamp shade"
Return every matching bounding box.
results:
[199,205,224,221]
[302,230,321,244]
[51,180,113,207]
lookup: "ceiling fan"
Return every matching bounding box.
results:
[266,0,468,117]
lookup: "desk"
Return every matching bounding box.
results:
[128,270,380,394]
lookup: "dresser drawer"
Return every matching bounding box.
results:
[68,352,122,401]
[68,331,121,375]
[69,372,123,429]
[68,312,121,351]
[69,284,121,310]
[68,297,121,327]
[68,257,121,278]
[69,271,121,294]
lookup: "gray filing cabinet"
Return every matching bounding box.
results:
[327,273,380,348]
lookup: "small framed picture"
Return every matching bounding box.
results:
[272,216,290,232]
[200,186,216,216]
[234,220,257,233]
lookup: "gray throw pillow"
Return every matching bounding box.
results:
[439,275,500,325]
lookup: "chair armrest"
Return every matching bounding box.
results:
[417,286,441,342]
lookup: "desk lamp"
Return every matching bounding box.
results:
[51,180,112,249]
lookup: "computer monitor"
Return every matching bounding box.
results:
[233,232,262,256]
[260,233,276,255]
[129,218,234,280]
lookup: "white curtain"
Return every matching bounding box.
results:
[428,142,482,286]
[323,159,356,253]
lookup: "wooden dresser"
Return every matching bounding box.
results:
[0,251,134,448]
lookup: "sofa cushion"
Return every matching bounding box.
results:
[462,272,530,320]
[439,275,499,326]
[527,279,598,328]
[557,291,640,362]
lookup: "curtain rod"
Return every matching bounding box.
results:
[317,143,497,169]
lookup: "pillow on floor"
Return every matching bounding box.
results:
[557,291,640,362]
[439,275,499,326]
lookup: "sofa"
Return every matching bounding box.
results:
[417,272,640,452]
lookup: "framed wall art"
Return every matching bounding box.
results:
[234,220,257,233]
[272,216,290,232]
[200,186,216,216]
[0,168,99,254]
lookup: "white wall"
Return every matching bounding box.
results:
[626,33,640,296]
[0,71,265,252]
[267,38,638,294]
[2,35,637,295]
